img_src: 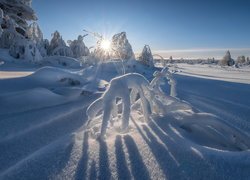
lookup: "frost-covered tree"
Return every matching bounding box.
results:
[236,55,246,65]
[0,14,19,48]
[27,22,42,44]
[0,8,3,37]
[169,56,173,63]
[0,1,44,62]
[48,31,73,57]
[138,45,154,67]
[27,22,48,57]
[220,50,234,66]
[111,32,135,60]
[0,0,37,37]
[68,35,89,58]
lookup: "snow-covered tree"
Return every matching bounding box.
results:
[0,8,3,37]
[0,0,37,37]
[48,31,73,57]
[111,32,135,60]
[68,35,89,58]
[138,45,154,67]
[52,46,73,57]
[27,22,48,57]
[236,56,246,65]
[220,50,234,66]
[0,15,19,48]
[27,22,43,44]
[169,56,173,63]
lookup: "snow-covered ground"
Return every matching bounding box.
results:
[0,59,250,180]
[177,63,250,84]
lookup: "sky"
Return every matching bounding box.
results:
[32,0,250,59]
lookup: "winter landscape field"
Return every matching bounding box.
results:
[0,0,250,180]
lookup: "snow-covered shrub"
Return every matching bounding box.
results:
[150,67,176,97]
[220,50,235,66]
[110,32,135,60]
[68,35,89,58]
[9,36,42,62]
[86,73,153,139]
[138,45,154,67]
[52,46,73,57]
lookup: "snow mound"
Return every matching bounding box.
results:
[41,56,81,68]
[29,66,86,85]
[0,66,87,94]
[150,93,250,152]
[0,88,67,115]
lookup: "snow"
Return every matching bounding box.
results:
[176,63,250,84]
[0,50,250,179]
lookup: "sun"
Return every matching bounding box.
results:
[100,39,111,51]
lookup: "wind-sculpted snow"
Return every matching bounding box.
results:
[0,61,250,179]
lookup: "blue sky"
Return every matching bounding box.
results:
[32,0,250,59]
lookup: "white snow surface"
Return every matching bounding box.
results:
[0,56,250,180]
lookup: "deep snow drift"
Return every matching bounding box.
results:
[0,58,250,179]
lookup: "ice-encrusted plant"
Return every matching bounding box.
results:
[150,66,177,98]
[86,73,153,139]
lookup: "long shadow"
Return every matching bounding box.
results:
[0,135,74,179]
[89,161,97,180]
[131,116,182,179]
[98,139,111,180]
[149,119,218,179]
[123,135,150,180]
[75,131,89,180]
[142,125,181,179]
[115,135,132,180]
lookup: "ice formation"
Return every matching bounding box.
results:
[138,45,154,67]
[86,73,153,139]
